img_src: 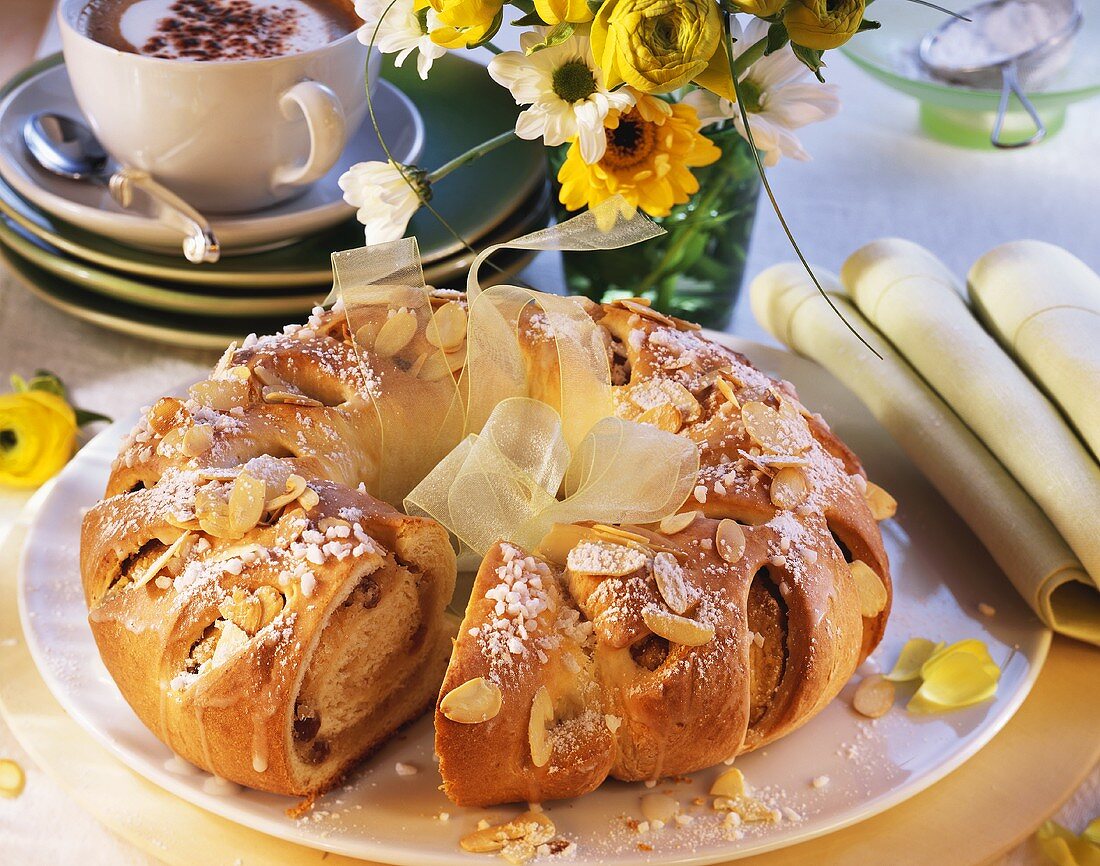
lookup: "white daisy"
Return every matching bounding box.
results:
[683,17,840,167]
[488,28,635,164]
[355,0,446,80]
[338,160,427,245]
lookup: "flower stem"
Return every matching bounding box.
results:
[730,36,768,80]
[428,130,518,183]
[482,41,505,55]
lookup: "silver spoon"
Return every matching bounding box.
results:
[23,112,220,264]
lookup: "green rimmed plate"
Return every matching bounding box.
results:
[0,54,546,287]
[0,186,549,349]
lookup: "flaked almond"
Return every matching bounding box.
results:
[211,342,238,377]
[353,320,381,350]
[427,301,467,351]
[653,552,697,615]
[255,585,286,627]
[298,487,320,512]
[528,685,554,768]
[659,511,698,535]
[147,397,186,435]
[229,472,266,535]
[852,674,895,718]
[642,607,715,647]
[741,401,812,455]
[190,378,249,412]
[637,403,682,433]
[713,795,778,823]
[460,811,556,854]
[626,378,701,422]
[710,767,746,798]
[181,423,214,458]
[373,308,418,358]
[850,560,888,617]
[567,539,647,577]
[131,531,193,590]
[770,467,809,510]
[592,524,651,546]
[715,377,740,409]
[265,474,309,513]
[864,481,898,521]
[219,587,263,635]
[440,677,503,724]
[715,519,746,565]
[251,365,284,388]
[262,389,323,407]
[534,523,594,566]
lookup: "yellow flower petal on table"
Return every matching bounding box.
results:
[1036,821,1100,866]
[0,390,77,488]
[784,0,866,51]
[591,0,723,93]
[922,638,1000,681]
[534,0,593,25]
[908,649,999,713]
[884,638,942,682]
[1085,820,1100,846]
[0,759,25,798]
[556,98,720,219]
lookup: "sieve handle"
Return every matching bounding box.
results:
[991,62,1046,149]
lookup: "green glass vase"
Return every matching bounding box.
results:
[548,125,761,330]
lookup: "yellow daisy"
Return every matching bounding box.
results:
[557,94,721,218]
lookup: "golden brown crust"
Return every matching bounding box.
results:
[82,303,460,797]
[435,298,892,805]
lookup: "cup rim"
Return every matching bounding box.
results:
[57,0,366,68]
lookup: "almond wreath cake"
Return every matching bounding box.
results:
[80,292,893,803]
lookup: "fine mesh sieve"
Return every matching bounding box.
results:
[919,0,1083,148]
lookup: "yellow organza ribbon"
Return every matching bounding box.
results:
[326,239,464,506]
[404,397,699,555]
[326,197,697,549]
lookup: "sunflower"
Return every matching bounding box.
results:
[557,94,721,218]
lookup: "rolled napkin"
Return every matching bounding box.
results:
[751,262,1100,644]
[968,240,1100,462]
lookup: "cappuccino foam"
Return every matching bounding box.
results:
[80,0,360,61]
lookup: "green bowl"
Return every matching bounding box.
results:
[842,2,1100,148]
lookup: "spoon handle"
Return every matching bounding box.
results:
[108,169,221,264]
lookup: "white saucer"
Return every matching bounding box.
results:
[0,63,424,256]
[16,337,1050,865]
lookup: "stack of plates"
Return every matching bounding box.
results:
[0,54,549,350]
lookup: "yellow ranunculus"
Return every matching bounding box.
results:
[591,0,723,94]
[534,0,593,25]
[784,0,865,50]
[729,0,787,15]
[0,390,77,488]
[428,0,504,48]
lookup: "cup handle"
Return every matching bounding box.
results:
[272,80,347,189]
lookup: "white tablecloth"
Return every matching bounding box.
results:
[1,15,1098,865]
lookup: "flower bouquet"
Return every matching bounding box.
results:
[345,0,878,327]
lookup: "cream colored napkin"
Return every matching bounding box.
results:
[968,240,1100,463]
[751,260,1100,645]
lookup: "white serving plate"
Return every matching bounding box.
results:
[17,335,1050,866]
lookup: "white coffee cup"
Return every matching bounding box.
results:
[58,0,377,214]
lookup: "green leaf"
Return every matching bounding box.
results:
[512,9,547,26]
[75,408,112,427]
[857,17,882,32]
[526,21,575,54]
[587,0,602,13]
[27,370,67,399]
[509,0,536,12]
[791,44,827,82]
[9,373,27,393]
[764,21,789,55]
